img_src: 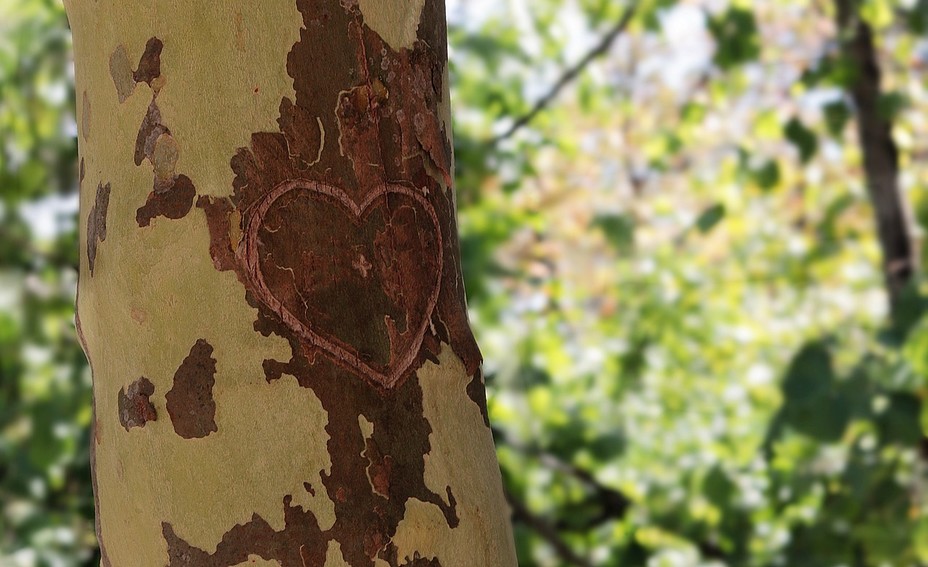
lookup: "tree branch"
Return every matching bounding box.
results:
[490,3,638,145]
[505,489,593,567]
[494,426,632,529]
[834,0,917,315]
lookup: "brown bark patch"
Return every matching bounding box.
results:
[165,339,218,439]
[466,368,490,428]
[404,556,442,566]
[133,37,163,88]
[86,182,111,276]
[162,371,457,566]
[379,549,443,567]
[133,97,197,227]
[171,0,485,562]
[136,174,196,227]
[277,98,323,169]
[197,195,239,271]
[163,496,329,566]
[240,180,442,390]
[117,377,157,430]
[135,100,170,167]
[363,436,393,498]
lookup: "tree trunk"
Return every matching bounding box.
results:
[66,1,516,565]
[835,0,918,316]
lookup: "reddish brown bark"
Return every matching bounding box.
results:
[117,377,157,431]
[73,0,510,563]
[165,339,218,440]
[132,0,490,563]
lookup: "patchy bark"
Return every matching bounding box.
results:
[181,0,478,554]
[117,377,157,430]
[108,45,136,102]
[180,2,478,556]
[466,369,491,428]
[86,182,110,276]
[121,41,196,227]
[68,0,515,564]
[165,339,219,439]
[136,174,196,227]
[237,180,443,389]
[133,37,163,86]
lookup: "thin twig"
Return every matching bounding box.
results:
[494,426,632,529]
[505,489,593,567]
[490,3,638,145]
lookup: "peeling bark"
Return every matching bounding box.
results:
[117,376,157,430]
[133,37,163,86]
[126,42,196,227]
[166,339,218,439]
[136,174,196,227]
[68,0,515,564]
[86,182,110,276]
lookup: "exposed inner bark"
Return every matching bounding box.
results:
[86,181,110,276]
[117,376,157,430]
[155,0,486,564]
[128,41,197,228]
[165,339,219,440]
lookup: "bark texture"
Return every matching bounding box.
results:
[835,0,918,314]
[67,1,516,565]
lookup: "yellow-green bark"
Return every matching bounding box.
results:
[68,0,516,565]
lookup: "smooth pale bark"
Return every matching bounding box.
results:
[67,1,516,565]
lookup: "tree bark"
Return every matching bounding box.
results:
[66,1,516,565]
[835,0,918,315]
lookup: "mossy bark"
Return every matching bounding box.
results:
[67,1,516,565]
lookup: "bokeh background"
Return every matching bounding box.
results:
[4,0,928,565]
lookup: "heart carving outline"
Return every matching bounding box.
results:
[238,179,443,390]
[236,179,444,390]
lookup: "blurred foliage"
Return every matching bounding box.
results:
[4,0,928,566]
[0,0,94,565]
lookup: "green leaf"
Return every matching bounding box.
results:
[878,91,909,121]
[787,392,851,442]
[707,7,761,70]
[908,0,928,34]
[754,159,781,191]
[681,102,707,125]
[784,117,818,164]
[777,342,852,443]
[782,342,834,402]
[800,54,856,89]
[877,392,922,445]
[824,100,851,137]
[594,213,635,253]
[587,431,626,461]
[695,204,726,234]
[704,465,736,508]
[860,0,894,29]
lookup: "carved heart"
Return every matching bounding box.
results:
[239,179,443,389]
